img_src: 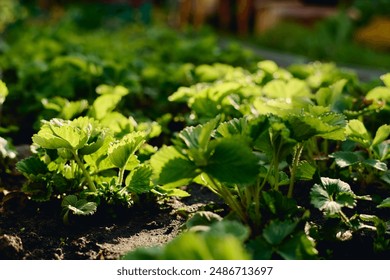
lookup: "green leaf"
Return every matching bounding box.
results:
[380,73,390,88]
[329,151,360,168]
[61,195,97,216]
[204,137,259,185]
[95,84,129,96]
[108,132,145,169]
[315,79,347,111]
[84,133,116,172]
[123,221,250,260]
[363,159,388,171]
[277,232,318,260]
[179,117,219,152]
[295,160,316,180]
[185,211,223,229]
[191,98,220,120]
[155,186,190,197]
[32,117,94,150]
[247,237,274,260]
[372,125,390,148]
[150,146,198,188]
[90,94,122,120]
[262,190,298,217]
[287,109,346,142]
[365,86,390,102]
[263,79,311,99]
[0,80,9,105]
[78,129,107,156]
[22,179,52,202]
[262,220,298,246]
[310,177,356,217]
[42,97,88,120]
[377,197,390,208]
[99,112,134,136]
[346,119,371,148]
[207,220,250,242]
[215,117,250,139]
[16,156,49,176]
[125,165,153,194]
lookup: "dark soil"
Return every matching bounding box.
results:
[0,176,222,260]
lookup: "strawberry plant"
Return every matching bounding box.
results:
[16,115,184,223]
[149,107,345,254]
[330,120,390,187]
[310,177,390,254]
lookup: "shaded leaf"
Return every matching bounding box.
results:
[61,195,97,216]
[262,219,297,246]
[16,156,48,176]
[150,146,198,188]
[310,177,356,217]
[204,137,259,185]
[329,151,360,168]
[363,159,388,171]
[277,232,318,260]
[295,161,316,180]
[185,211,223,229]
[125,165,153,194]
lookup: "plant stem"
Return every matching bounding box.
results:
[273,140,285,191]
[204,173,247,224]
[72,150,97,192]
[287,143,304,198]
[339,210,352,227]
[118,167,125,186]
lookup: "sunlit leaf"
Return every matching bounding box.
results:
[366,87,390,102]
[0,80,9,105]
[346,119,371,148]
[380,73,390,88]
[95,84,129,96]
[108,132,145,169]
[179,117,219,152]
[377,197,390,208]
[372,124,390,148]
[90,94,122,120]
[287,109,346,142]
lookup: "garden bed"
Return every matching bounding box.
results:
[0,182,222,259]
